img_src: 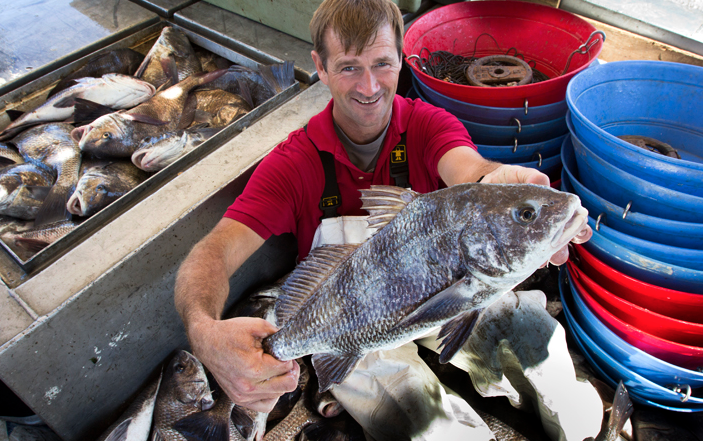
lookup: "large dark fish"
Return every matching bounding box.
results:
[135,27,202,90]
[200,61,294,108]
[0,220,78,254]
[96,372,162,441]
[131,127,217,172]
[0,162,55,220]
[0,74,155,140]
[48,49,145,98]
[11,123,82,225]
[66,159,149,217]
[72,70,226,158]
[151,350,215,441]
[263,184,588,392]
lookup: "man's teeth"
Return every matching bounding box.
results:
[356,97,380,104]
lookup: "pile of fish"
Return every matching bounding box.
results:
[0,26,294,260]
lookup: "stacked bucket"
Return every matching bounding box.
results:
[402,1,603,185]
[561,60,703,411]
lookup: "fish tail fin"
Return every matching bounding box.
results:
[260,61,295,94]
[437,309,482,364]
[72,98,116,125]
[312,353,362,393]
[33,184,73,227]
[14,237,51,253]
[598,381,633,441]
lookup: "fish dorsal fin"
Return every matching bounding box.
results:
[312,353,363,392]
[277,244,359,326]
[359,185,420,231]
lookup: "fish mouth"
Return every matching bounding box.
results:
[131,150,151,170]
[551,206,588,250]
[71,125,91,144]
[66,193,85,216]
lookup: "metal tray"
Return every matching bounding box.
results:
[0,20,300,277]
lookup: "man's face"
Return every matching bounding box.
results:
[312,24,401,143]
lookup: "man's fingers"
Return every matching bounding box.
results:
[257,357,300,392]
[483,164,550,186]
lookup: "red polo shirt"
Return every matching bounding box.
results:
[224,95,475,259]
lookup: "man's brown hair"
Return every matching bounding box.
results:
[310,0,404,69]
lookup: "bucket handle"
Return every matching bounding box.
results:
[512,137,518,153]
[406,54,423,71]
[561,30,606,75]
[595,213,605,231]
[669,384,692,403]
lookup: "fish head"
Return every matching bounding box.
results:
[159,27,194,59]
[102,74,156,108]
[457,184,587,284]
[163,350,214,411]
[72,114,135,158]
[67,170,131,217]
[131,132,187,171]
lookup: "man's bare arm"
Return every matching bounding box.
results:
[175,218,300,412]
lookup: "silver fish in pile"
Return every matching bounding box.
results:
[48,49,146,98]
[66,159,149,217]
[135,27,202,90]
[0,220,78,254]
[11,123,82,225]
[151,350,215,441]
[73,70,226,158]
[0,74,155,140]
[131,127,218,172]
[96,372,163,441]
[0,162,55,220]
[263,183,589,392]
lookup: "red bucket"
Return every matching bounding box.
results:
[403,1,603,107]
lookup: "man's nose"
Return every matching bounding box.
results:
[358,69,381,97]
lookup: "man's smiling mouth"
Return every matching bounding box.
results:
[354,96,381,104]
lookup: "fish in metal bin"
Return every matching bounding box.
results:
[131,127,218,173]
[72,69,226,159]
[10,123,81,225]
[0,74,155,140]
[0,220,78,256]
[134,27,203,90]
[263,183,589,392]
[0,162,55,220]
[66,158,149,218]
[151,350,215,441]
[189,89,251,128]
[200,62,295,108]
[48,49,145,98]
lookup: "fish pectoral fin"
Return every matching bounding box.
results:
[33,185,73,227]
[277,244,360,326]
[123,113,169,126]
[103,418,132,441]
[230,405,256,439]
[436,309,482,364]
[359,186,420,232]
[312,353,363,393]
[172,406,231,441]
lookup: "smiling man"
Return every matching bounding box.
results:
[174,0,598,439]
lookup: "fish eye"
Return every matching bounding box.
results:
[96,184,107,192]
[102,132,112,139]
[515,206,537,224]
[175,363,185,373]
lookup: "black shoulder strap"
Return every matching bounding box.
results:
[305,125,341,220]
[389,131,410,189]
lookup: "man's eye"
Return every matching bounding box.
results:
[342,66,355,72]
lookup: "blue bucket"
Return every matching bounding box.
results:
[561,140,703,249]
[583,230,703,294]
[566,61,703,197]
[560,268,703,411]
[587,217,703,271]
[562,267,703,390]
[411,74,568,125]
[477,134,566,162]
[567,128,703,224]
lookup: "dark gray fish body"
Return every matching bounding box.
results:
[201,62,294,108]
[0,162,55,219]
[0,74,155,140]
[195,47,233,73]
[67,159,148,217]
[96,372,162,441]
[1,220,78,254]
[152,350,215,441]
[263,184,588,391]
[74,70,226,158]
[131,127,216,172]
[12,123,82,225]
[135,27,202,90]
[0,142,25,165]
[192,89,251,128]
[48,49,145,98]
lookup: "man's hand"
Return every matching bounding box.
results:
[481,163,593,266]
[188,316,300,412]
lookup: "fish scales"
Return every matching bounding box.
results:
[264,184,588,391]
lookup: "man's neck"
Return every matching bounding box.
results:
[332,112,391,144]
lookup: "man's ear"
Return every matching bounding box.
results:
[311,50,328,85]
